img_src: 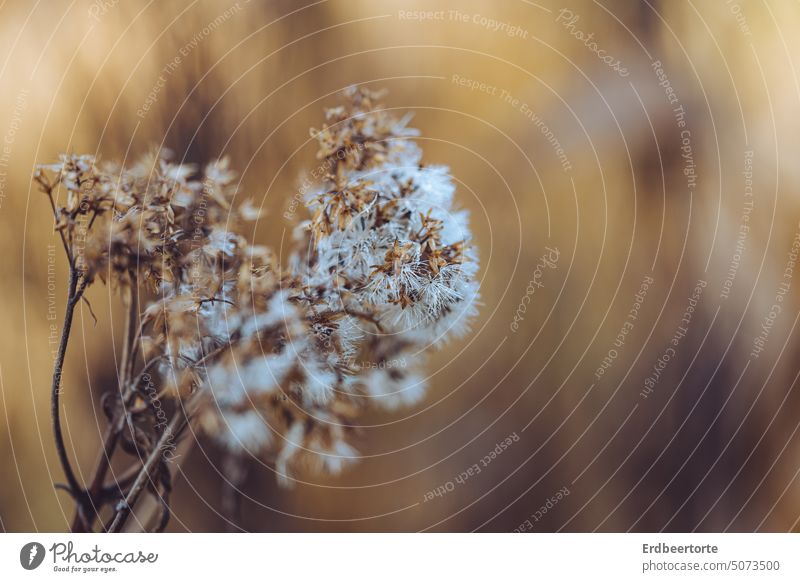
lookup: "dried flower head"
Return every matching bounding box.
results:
[36,87,479,499]
[296,87,480,344]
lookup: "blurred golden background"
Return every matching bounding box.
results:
[2,0,800,531]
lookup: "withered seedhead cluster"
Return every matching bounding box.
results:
[37,87,479,487]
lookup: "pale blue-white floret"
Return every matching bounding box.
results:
[360,368,427,411]
[217,409,274,453]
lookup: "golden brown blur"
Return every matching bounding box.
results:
[2,0,800,532]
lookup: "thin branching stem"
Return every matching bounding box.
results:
[71,281,140,532]
[51,267,85,507]
[106,391,202,533]
[121,281,139,388]
[43,188,72,264]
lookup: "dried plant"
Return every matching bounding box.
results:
[36,87,479,532]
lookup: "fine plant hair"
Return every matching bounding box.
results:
[36,87,479,532]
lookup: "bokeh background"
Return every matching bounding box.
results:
[2,0,800,532]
